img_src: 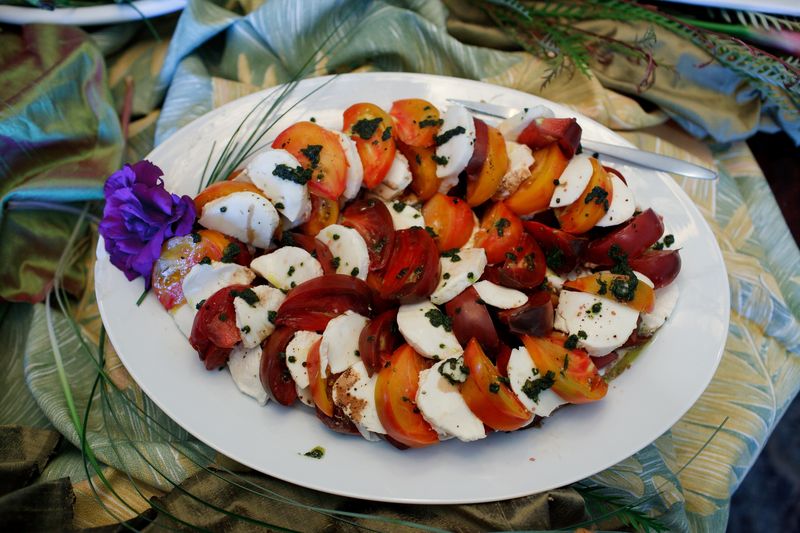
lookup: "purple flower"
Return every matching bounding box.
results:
[99,160,195,289]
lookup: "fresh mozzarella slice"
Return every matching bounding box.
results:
[507,346,567,417]
[234,285,285,349]
[546,268,565,290]
[462,213,481,249]
[473,280,526,309]
[334,131,364,200]
[332,361,386,436]
[249,246,323,291]
[384,199,424,230]
[245,149,311,226]
[198,191,279,249]
[553,291,639,356]
[639,282,679,336]
[397,300,463,359]
[320,311,369,374]
[549,154,593,208]
[228,344,268,405]
[373,151,413,200]
[182,262,256,309]
[316,224,369,280]
[285,330,322,389]
[430,248,487,305]
[497,105,555,141]
[595,174,635,227]
[494,141,534,200]
[296,384,314,407]
[170,303,195,339]
[435,104,476,189]
[416,359,485,442]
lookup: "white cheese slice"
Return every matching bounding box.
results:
[549,154,593,208]
[546,268,565,290]
[494,141,534,200]
[384,199,424,230]
[332,361,386,436]
[334,131,364,200]
[435,104,476,188]
[397,300,463,359]
[473,280,527,309]
[228,344,268,405]
[245,149,311,226]
[320,311,369,374]
[430,248,487,305]
[373,151,413,200]
[234,285,285,349]
[182,262,256,309]
[507,346,567,418]
[639,282,679,336]
[316,224,369,280]
[249,246,323,291]
[170,303,196,339]
[285,330,322,390]
[595,174,635,227]
[198,191,279,249]
[497,105,555,141]
[296,384,314,407]
[553,291,639,356]
[416,359,485,442]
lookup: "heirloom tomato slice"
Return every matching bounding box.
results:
[523,220,585,275]
[563,272,655,313]
[359,309,401,376]
[299,194,339,237]
[379,227,440,301]
[473,201,524,264]
[390,98,442,147]
[189,284,249,370]
[260,326,298,407]
[343,103,396,188]
[466,123,508,207]
[421,193,474,251]
[629,250,681,289]
[279,232,337,275]
[496,233,546,290]
[375,344,439,448]
[444,287,499,353]
[306,338,333,416]
[272,121,348,200]
[583,208,665,266]
[554,158,613,234]
[341,198,395,271]
[505,144,568,216]
[276,274,372,331]
[398,143,439,201]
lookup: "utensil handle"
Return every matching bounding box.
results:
[582,140,717,180]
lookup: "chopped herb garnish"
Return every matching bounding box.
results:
[441,248,461,262]
[577,330,587,339]
[218,313,228,322]
[220,206,227,212]
[433,125,466,146]
[392,201,407,213]
[443,272,451,280]
[597,278,608,295]
[351,267,360,277]
[241,325,251,334]
[545,248,565,271]
[195,299,206,310]
[303,446,325,459]
[664,234,675,247]
[431,154,449,165]
[396,267,409,279]
[425,226,438,238]
[424,308,453,332]
[506,252,518,261]
[331,257,341,269]
[300,145,322,168]
[274,202,285,210]
[287,266,296,277]
[199,256,211,265]
[584,186,609,211]
[419,118,444,128]
[332,234,340,240]
[564,334,580,349]
[221,242,241,263]
[191,232,201,243]
[591,302,602,313]
[489,383,500,393]
[231,287,259,306]
[494,217,511,236]
[415,154,422,165]
[288,355,296,363]
[351,117,382,139]
[267,310,277,324]
[372,237,388,254]
[273,163,312,185]
[381,127,392,141]
[522,370,556,402]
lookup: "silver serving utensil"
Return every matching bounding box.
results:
[448,99,718,181]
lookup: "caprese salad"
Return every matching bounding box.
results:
[150,99,681,448]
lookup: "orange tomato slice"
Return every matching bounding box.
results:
[306,338,334,417]
[466,124,508,206]
[397,142,439,201]
[563,272,655,313]
[194,181,266,213]
[554,158,613,234]
[390,99,442,148]
[342,103,396,188]
[473,201,524,264]
[506,144,569,216]
[299,194,339,237]
[421,193,475,251]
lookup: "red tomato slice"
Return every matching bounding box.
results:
[524,220,586,275]
[497,291,554,337]
[260,327,298,406]
[444,287,499,353]
[306,338,333,416]
[343,103,396,188]
[375,344,439,448]
[390,99,442,148]
[300,194,340,237]
[279,232,337,275]
[521,333,608,404]
[497,233,546,290]
[628,250,682,289]
[495,343,513,378]
[272,121,348,200]
[341,198,395,271]
[421,193,475,251]
[276,274,372,331]
[466,122,508,207]
[379,227,440,301]
[518,117,582,158]
[189,284,248,370]
[461,338,530,431]
[583,208,664,265]
[398,142,439,201]
[358,309,400,377]
[473,202,524,264]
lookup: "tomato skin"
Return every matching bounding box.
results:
[375,344,439,448]
[497,233,546,290]
[524,221,586,275]
[506,144,569,216]
[306,338,333,416]
[398,142,439,201]
[495,343,513,378]
[563,272,655,313]
[279,232,337,275]
[390,99,441,147]
[260,327,298,406]
[300,194,340,237]
[466,123,508,207]
[341,198,395,271]
[517,117,582,158]
[379,227,440,301]
[359,309,400,377]
[194,181,267,213]
[276,274,372,331]
[272,121,348,200]
[521,333,608,404]
[583,208,664,266]
[629,250,681,289]
[190,284,249,370]
[444,287,500,352]
[497,291,554,337]
[343,103,396,188]
[474,202,524,265]
[555,158,613,234]
[461,339,530,431]
[465,118,489,176]
[422,193,474,251]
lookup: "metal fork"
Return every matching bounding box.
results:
[449,99,717,181]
